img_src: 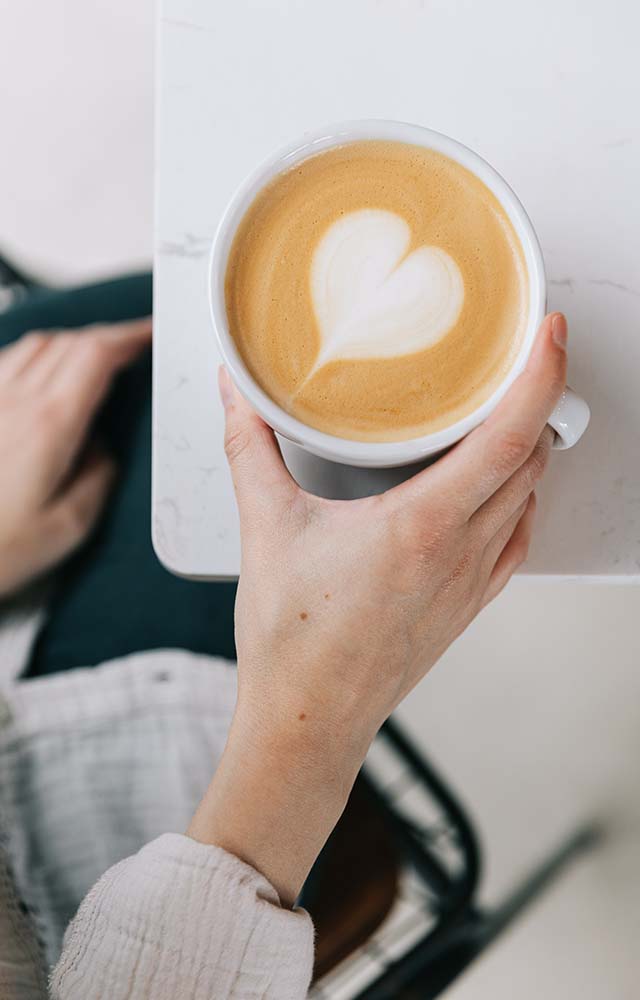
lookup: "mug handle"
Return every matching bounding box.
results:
[548,387,591,450]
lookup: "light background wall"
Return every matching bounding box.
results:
[0,3,638,996]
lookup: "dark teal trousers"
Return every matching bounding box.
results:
[0,274,237,675]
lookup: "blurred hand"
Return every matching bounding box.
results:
[189,312,567,905]
[0,318,151,598]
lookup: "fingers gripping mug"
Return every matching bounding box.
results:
[209,120,590,498]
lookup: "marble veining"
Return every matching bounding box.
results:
[587,279,640,298]
[161,16,213,34]
[602,137,633,148]
[158,429,192,453]
[548,277,576,291]
[158,234,211,259]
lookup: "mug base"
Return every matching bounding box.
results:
[278,437,437,499]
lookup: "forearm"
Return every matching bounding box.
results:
[187,706,364,906]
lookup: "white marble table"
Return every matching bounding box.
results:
[153,0,640,581]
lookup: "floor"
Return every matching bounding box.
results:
[398,581,640,999]
[1,3,638,997]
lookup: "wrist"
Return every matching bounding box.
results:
[187,706,362,906]
[234,663,378,771]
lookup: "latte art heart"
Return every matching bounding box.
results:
[308,209,464,376]
[225,140,528,442]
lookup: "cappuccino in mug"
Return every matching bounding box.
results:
[225,140,528,443]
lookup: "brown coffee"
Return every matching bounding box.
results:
[225,140,528,442]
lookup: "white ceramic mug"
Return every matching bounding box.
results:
[209,120,590,495]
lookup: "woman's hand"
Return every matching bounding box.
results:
[188,312,567,905]
[0,318,151,598]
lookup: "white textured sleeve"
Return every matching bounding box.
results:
[50,833,315,1000]
[0,845,48,999]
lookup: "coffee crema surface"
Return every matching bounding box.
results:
[225,140,528,442]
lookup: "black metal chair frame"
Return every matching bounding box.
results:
[353,717,601,999]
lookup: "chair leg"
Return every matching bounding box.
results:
[466,822,603,950]
[0,251,42,289]
[0,251,43,314]
[358,822,602,999]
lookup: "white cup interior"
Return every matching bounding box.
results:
[209,120,546,469]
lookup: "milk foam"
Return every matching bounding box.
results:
[225,140,528,442]
[309,209,464,376]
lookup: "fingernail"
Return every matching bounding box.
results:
[551,313,568,349]
[218,366,234,410]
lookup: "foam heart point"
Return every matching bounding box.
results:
[307,209,464,379]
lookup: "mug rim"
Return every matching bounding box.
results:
[209,119,546,468]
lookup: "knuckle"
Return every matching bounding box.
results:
[413,512,452,562]
[551,341,568,379]
[55,332,76,351]
[414,530,442,566]
[224,422,252,465]
[428,498,459,531]
[82,338,108,364]
[444,548,475,591]
[384,505,448,580]
[65,336,105,371]
[495,429,533,474]
[23,331,50,348]
[84,322,107,335]
[527,439,550,483]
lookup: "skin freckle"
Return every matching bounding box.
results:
[298,712,306,721]
[324,593,331,600]
[299,611,308,621]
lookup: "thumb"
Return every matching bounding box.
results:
[219,367,297,518]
